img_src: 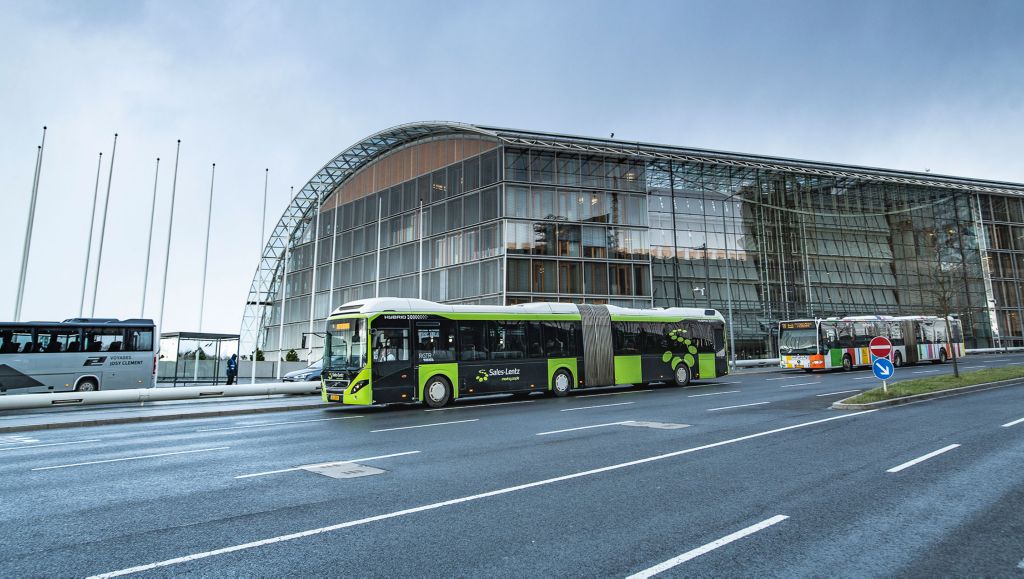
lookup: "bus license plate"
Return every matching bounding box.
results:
[329,394,341,402]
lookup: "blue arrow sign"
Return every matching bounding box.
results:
[872,357,895,380]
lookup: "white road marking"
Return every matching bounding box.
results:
[1001,417,1024,428]
[536,421,634,436]
[853,376,875,381]
[626,515,790,578]
[989,359,1011,362]
[575,389,653,398]
[1017,557,1024,570]
[0,435,40,444]
[0,439,101,452]
[32,447,230,471]
[371,419,478,433]
[87,411,876,578]
[765,376,804,381]
[424,400,534,411]
[779,381,822,388]
[886,444,960,473]
[707,402,770,411]
[236,451,421,479]
[815,389,861,397]
[560,402,635,412]
[960,365,985,369]
[688,390,740,398]
[912,370,939,374]
[701,381,741,386]
[1010,362,1024,366]
[197,415,363,432]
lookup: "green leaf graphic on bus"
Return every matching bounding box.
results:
[665,329,696,369]
[475,369,488,383]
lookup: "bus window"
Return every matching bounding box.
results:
[373,328,409,362]
[36,328,80,353]
[612,322,641,355]
[888,322,904,346]
[541,321,575,358]
[125,329,154,352]
[0,328,34,354]
[83,328,123,352]
[458,322,488,361]
[641,322,669,355]
[415,321,455,362]
[837,323,854,349]
[526,322,544,359]
[489,321,525,360]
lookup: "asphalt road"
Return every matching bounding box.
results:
[1,353,1023,577]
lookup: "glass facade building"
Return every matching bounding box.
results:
[241,122,1024,361]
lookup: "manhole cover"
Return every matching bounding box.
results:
[622,421,690,430]
[302,462,386,479]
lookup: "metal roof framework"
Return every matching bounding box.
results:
[241,122,1024,354]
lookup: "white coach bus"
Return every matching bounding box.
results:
[0,318,156,394]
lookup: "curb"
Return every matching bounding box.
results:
[832,377,1024,410]
[0,401,331,433]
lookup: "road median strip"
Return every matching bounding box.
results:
[833,366,1024,410]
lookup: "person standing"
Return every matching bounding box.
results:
[226,353,238,385]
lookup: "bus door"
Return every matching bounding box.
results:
[370,319,414,404]
[413,319,457,397]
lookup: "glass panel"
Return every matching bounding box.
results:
[532,259,557,293]
[559,261,582,294]
[507,258,531,292]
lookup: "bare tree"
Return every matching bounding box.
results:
[918,226,968,378]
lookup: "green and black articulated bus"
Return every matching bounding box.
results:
[321,298,728,408]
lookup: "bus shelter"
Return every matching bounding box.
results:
[158,332,239,385]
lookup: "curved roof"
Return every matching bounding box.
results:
[241,120,1023,352]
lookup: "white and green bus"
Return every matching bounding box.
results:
[778,315,964,372]
[0,318,156,394]
[322,298,728,408]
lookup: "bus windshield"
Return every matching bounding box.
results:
[779,328,819,355]
[326,318,366,370]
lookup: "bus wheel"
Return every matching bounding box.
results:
[893,353,904,368]
[423,376,452,408]
[841,355,853,372]
[76,378,99,392]
[803,368,814,373]
[674,364,691,387]
[935,349,947,364]
[551,370,572,397]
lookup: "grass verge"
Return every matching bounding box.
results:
[844,365,1024,404]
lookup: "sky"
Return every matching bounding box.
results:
[1,0,1022,335]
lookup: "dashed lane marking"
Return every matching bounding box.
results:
[626,515,790,578]
[575,389,653,398]
[1001,417,1024,428]
[688,390,740,398]
[779,381,822,388]
[0,439,101,452]
[815,390,861,397]
[560,402,635,412]
[887,444,960,473]
[371,419,479,433]
[197,416,363,432]
[32,447,230,471]
[707,402,770,412]
[536,421,633,436]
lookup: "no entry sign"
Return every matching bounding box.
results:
[869,336,892,359]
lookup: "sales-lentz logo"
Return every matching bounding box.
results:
[83,357,107,367]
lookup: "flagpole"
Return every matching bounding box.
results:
[156,139,181,385]
[15,126,47,321]
[252,168,268,384]
[90,132,118,316]
[140,157,160,317]
[79,152,103,317]
[193,163,216,382]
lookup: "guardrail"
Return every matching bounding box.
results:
[0,382,320,411]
